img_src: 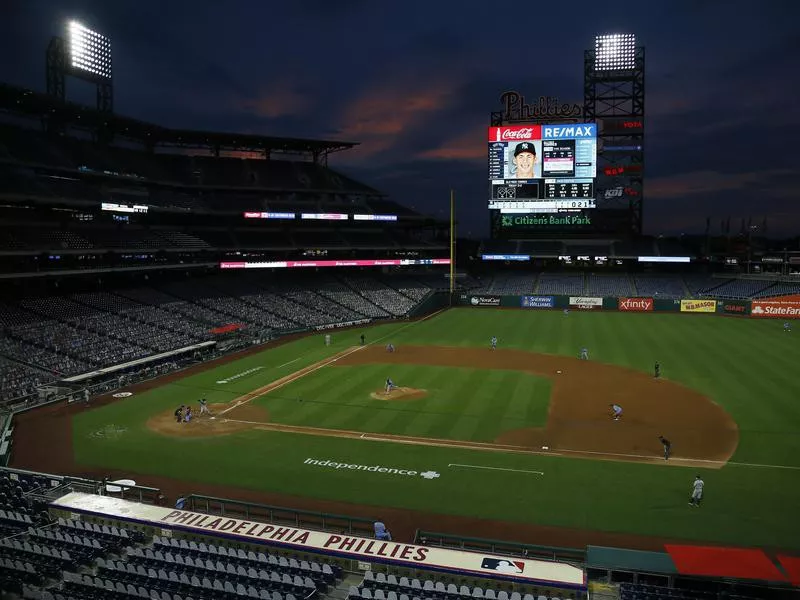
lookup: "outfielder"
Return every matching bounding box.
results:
[385,377,396,394]
[784,322,791,333]
[689,475,704,507]
[324,334,331,347]
[610,403,623,421]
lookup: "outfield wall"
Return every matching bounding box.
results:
[456,293,800,319]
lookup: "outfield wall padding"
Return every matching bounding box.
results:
[457,295,769,317]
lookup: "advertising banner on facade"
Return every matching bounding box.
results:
[569,297,603,310]
[751,295,800,318]
[617,297,654,312]
[680,299,717,313]
[468,295,502,307]
[717,300,750,316]
[521,296,555,308]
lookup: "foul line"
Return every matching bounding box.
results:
[217,417,800,472]
[448,463,544,476]
[219,308,448,417]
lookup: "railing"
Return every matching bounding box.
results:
[0,465,163,505]
[186,494,376,536]
[415,529,586,564]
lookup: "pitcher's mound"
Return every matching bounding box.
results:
[370,387,427,402]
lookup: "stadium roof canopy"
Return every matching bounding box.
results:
[0,82,357,156]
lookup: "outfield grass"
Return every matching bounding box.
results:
[72,309,800,550]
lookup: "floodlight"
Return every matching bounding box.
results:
[67,20,112,80]
[594,34,636,71]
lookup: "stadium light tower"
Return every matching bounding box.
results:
[594,34,637,71]
[584,33,644,236]
[46,20,114,113]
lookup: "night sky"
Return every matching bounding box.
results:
[2,0,799,238]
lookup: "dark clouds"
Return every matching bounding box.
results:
[1,0,799,236]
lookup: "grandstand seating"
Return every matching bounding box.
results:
[473,274,537,294]
[584,274,633,297]
[535,273,584,295]
[0,273,438,397]
[632,275,687,299]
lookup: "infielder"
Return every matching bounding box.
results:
[610,403,623,421]
[654,361,661,378]
[689,475,704,507]
[385,377,396,394]
[386,343,395,353]
[490,336,497,350]
[658,435,671,460]
[580,347,589,360]
[199,398,211,415]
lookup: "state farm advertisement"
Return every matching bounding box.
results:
[617,297,654,312]
[569,297,603,310]
[751,294,800,319]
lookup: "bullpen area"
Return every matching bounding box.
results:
[10,308,800,552]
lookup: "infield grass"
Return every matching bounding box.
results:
[72,308,800,550]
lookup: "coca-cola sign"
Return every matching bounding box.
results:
[618,297,653,312]
[487,125,541,142]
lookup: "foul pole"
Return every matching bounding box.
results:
[449,189,456,296]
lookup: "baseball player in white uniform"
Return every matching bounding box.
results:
[199,398,211,415]
[610,403,623,421]
[689,475,704,507]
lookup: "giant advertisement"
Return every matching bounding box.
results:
[680,299,717,313]
[488,124,597,224]
[521,296,555,308]
[617,297,654,312]
[751,294,800,318]
[717,299,750,316]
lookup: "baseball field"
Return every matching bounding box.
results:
[12,308,800,551]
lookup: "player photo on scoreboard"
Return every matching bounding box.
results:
[504,140,542,180]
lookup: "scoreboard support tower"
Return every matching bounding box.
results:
[583,38,645,236]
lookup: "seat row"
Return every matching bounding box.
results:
[94,559,302,600]
[363,572,546,600]
[109,554,317,593]
[151,535,340,581]
[64,569,294,600]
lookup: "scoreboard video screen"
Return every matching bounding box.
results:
[488,123,597,219]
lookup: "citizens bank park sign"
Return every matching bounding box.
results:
[51,492,585,589]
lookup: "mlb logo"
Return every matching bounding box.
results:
[480,558,524,573]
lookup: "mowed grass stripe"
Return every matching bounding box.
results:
[257,364,551,441]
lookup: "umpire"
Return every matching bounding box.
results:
[658,435,671,461]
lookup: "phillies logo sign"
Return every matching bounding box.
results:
[618,297,653,312]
